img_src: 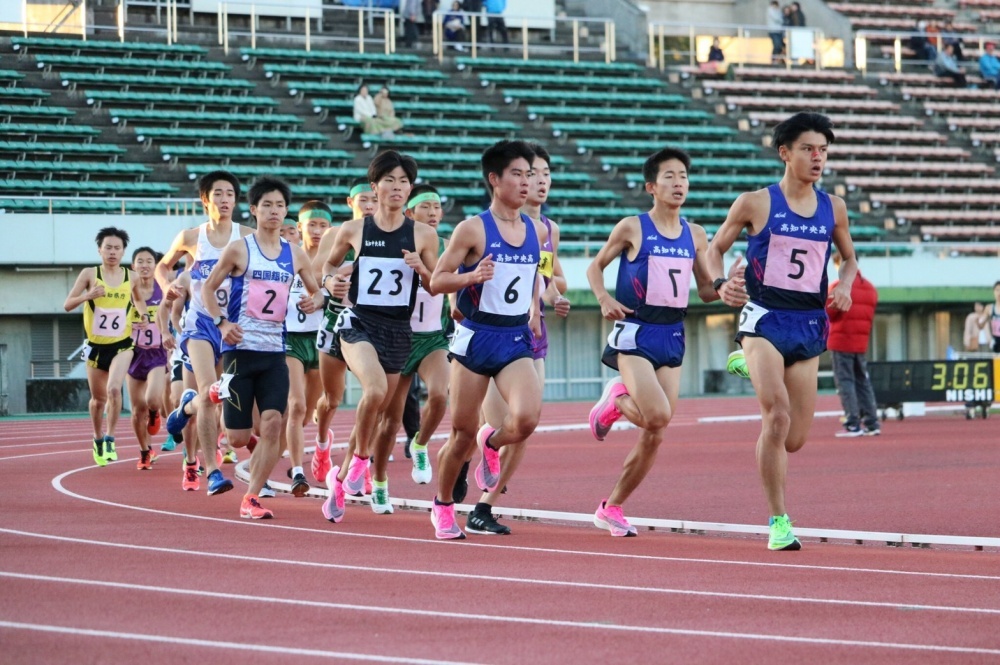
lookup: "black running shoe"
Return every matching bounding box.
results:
[453,460,470,503]
[466,509,511,535]
[291,472,310,497]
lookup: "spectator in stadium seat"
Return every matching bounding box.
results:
[940,21,965,61]
[964,302,987,353]
[787,2,805,27]
[353,84,401,138]
[444,1,467,50]
[909,20,937,62]
[767,1,785,64]
[979,42,1000,89]
[700,37,727,74]
[934,43,968,87]
[374,86,405,136]
[826,252,880,437]
[485,0,508,44]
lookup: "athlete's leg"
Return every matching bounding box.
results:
[127,375,150,452]
[415,349,449,447]
[742,335,795,517]
[338,339,392,460]
[371,374,410,482]
[187,339,222,475]
[284,356,308,471]
[315,352,346,440]
[783,357,820,454]
[181,366,200,463]
[607,356,679,507]
[436,361,490,502]
[86,365,109,440]
[145,364,166,418]
[486,357,542,449]
[104,349,134,439]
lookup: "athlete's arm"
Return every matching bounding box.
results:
[311,223,341,281]
[202,241,246,345]
[130,271,150,323]
[693,224,746,305]
[320,220,359,298]
[291,244,324,313]
[407,222,439,295]
[430,217,491,295]
[548,221,568,296]
[828,195,857,312]
[706,191,759,308]
[63,267,99,311]
[586,217,637,321]
[155,228,194,297]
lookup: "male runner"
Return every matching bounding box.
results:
[64,227,147,466]
[201,176,325,519]
[158,170,250,496]
[428,139,546,540]
[706,112,858,550]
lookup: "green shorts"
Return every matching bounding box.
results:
[402,331,449,377]
[285,330,320,371]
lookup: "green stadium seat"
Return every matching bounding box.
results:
[85,90,279,110]
[12,36,207,56]
[526,106,712,122]
[311,99,496,117]
[502,89,689,106]
[404,151,569,167]
[34,54,229,73]
[0,87,50,100]
[479,73,663,89]
[3,123,100,137]
[0,70,25,81]
[596,144,760,161]
[456,56,643,74]
[0,105,74,119]
[241,47,424,66]
[0,159,150,175]
[0,141,125,157]
[109,109,304,128]
[0,198,196,214]
[360,134,498,150]
[0,178,177,195]
[159,146,351,166]
[134,127,328,145]
[287,81,471,99]
[623,172,774,189]
[552,123,736,138]
[263,63,446,83]
[335,116,520,133]
[60,72,255,92]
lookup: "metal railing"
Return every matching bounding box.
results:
[647,20,830,71]
[0,196,203,216]
[854,29,1000,74]
[430,10,616,64]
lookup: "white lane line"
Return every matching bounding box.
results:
[3,529,999,616]
[0,585,998,656]
[0,450,100,461]
[0,620,480,664]
[42,464,1000,579]
[698,404,966,424]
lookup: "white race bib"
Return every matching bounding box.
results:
[355,256,414,308]
[480,262,536,317]
[738,302,770,334]
[607,320,640,351]
[448,323,474,356]
[315,327,335,354]
[411,288,445,333]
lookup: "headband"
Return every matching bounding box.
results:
[298,208,333,223]
[349,184,370,199]
[407,192,441,208]
[282,217,298,226]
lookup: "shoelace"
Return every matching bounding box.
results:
[415,451,429,470]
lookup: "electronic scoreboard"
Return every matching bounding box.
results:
[868,359,999,406]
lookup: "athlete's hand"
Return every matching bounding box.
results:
[86,284,106,301]
[326,274,350,300]
[553,295,571,318]
[219,321,244,345]
[828,282,852,312]
[164,280,184,304]
[599,295,633,321]
[529,308,542,339]
[471,254,494,284]
[727,255,746,282]
[402,249,425,274]
[162,334,176,352]
[298,293,317,314]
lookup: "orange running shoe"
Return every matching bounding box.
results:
[136,449,153,471]
[147,409,161,436]
[182,460,200,491]
[240,494,273,520]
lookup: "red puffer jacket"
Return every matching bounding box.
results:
[826,272,878,354]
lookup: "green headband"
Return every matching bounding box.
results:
[407,192,441,209]
[298,208,333,224]
[282,217,298,226]
[349,184,370,199]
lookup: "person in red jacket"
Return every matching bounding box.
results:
[827,253,879,437]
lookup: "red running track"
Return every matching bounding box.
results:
[1,396,998,664]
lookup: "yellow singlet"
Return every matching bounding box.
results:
[83,266,133,345]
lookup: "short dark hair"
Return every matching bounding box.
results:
[642,147,692,184]
[248,176,291,208]
[407,184,440,207]
[481,139,535,190]
[197,170,241,201]
[96,227,129,249]
[298,200,333,217]
[772,112,836,150]
[368,149,418,185]
[131,246,156,262]
[350,178,370,191]
[526,142,551,168]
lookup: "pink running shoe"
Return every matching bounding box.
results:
[240,494,273,520]
[431,500,466,540]
[594,500,637,537]
[182,461,199,491]
[311,429,333,483]
[322,466,346,523]
[343,454,369,497]
[474,425,500,492]
[589,378,628,441]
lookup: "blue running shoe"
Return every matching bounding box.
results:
[207,469,233,496]
[166,389,197,436]
[161,433,177,452]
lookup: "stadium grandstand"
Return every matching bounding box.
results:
[0,0,997,415]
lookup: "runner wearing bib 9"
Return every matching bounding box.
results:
[706,112,859,552]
